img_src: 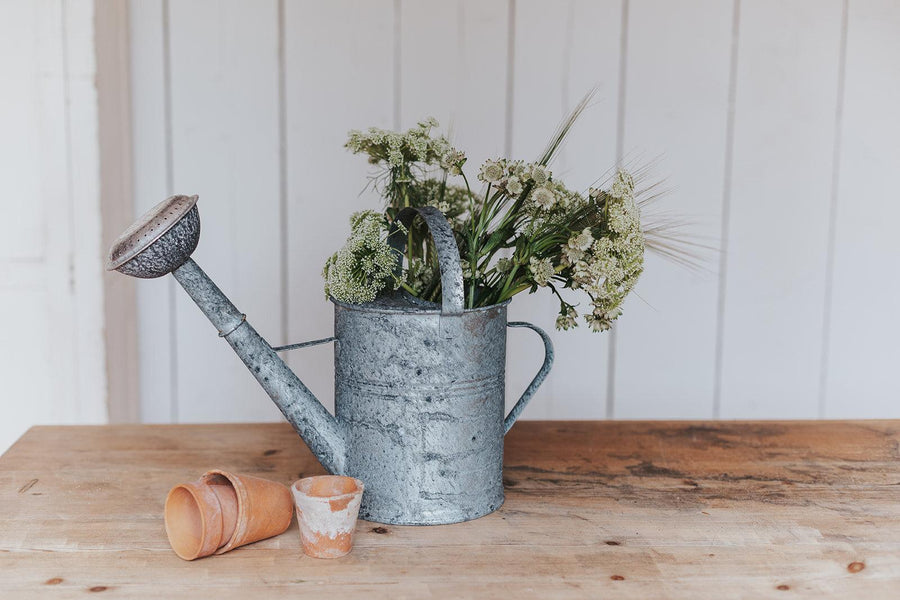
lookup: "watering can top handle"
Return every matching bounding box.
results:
[388,206,466,317]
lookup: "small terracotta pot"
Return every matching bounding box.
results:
[164,470,293,560]
[292,475,364,559]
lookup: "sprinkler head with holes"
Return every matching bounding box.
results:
[106,194,200,278]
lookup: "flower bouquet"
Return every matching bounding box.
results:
[324,94,692,332]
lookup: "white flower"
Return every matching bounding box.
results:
[478,159,504,183]
[573,228,594,251]
[323,211,398,304]
[528,257,554,287]
[532,164,550,185]
[440,149,466,176]
[532,186,556,210]
[585,313,611,332]
[556,306,578,331]
[610,170,635,199]
[506,176,524,196]
[563,243,585,264]
[496,257,513,274]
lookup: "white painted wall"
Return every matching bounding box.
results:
[0,0,108,452]
[126,0,900,424]
[4,1,896,451]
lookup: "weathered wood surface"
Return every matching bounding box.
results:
[1,421,898,598]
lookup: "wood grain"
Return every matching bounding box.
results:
[1,421,899,598]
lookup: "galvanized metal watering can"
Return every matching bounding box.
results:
[107,195,553,525]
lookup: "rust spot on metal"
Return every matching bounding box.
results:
[17,479,38,494]
[847,561,865,573]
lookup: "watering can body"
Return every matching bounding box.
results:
[107,197,553,525]
[334,298,507,524]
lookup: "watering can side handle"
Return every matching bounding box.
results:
[271,337,336,352]
[503,321,554,435]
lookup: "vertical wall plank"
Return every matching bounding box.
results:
[0,0,61,450]
[168,0,283,422]
[824,0,900,417]
[1,0,108,449]
[719,0,843,418]
[508,0,621,419]
[613,0,732,418]
[284,0,395,413]
[65,0,108,422]
[399,0,509,168]
[128,0,175,422]
[0,3,45,260]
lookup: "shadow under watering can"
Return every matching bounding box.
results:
[107,195,553,525]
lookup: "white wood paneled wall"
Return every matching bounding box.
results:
[128,0,900,423]
[0,0,108,451]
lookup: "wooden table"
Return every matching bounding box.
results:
[1,421,899,598]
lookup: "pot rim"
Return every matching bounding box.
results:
[292,475,365,500]
[330,296,511,316]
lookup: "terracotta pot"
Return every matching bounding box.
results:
[292,476,364,559]
[164,470,293,560]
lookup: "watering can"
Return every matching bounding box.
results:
[107,195,553,525]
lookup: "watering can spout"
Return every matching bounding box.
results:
[105,196,347,474]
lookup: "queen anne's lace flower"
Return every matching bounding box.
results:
[323,211,399,304]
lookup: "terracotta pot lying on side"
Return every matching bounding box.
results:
[164,470,293,560]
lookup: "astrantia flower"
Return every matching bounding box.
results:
[556,306,578,331]
[529,257,554,286]
[440,149,467,176]
[532,186,556,210]
[563,242,585,265]
[496,257,513,274]
[573,228,593,251]
[531,164,550,185]
[506,176,524,196]
[478,159,505,183]
[584,312,612,332]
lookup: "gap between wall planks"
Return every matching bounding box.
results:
[127,0,900,423]
[96,0,139,423]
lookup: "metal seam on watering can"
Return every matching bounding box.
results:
[107,197,554,525]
